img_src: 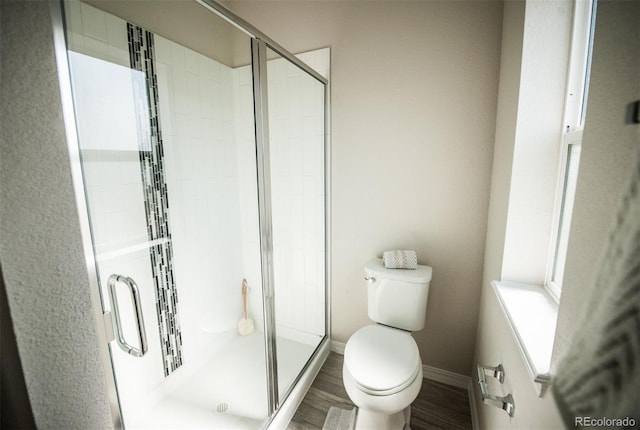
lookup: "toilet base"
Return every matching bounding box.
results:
[353,405,412,430]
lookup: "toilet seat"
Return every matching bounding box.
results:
[344,325,421,396]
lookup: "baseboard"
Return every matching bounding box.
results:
[421,364,470,389]
[330,339,345,354]
[468,377,480,430]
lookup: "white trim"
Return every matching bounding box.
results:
[545,0,595,293]
[468,378,480,430]
[563,0,595,130]
[422,365,470,389]
[546,131,584,296]
[330,339,346,355]
[492,281,556,396]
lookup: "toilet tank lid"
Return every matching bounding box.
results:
[365,258,432,283]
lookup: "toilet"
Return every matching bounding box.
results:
[343,258,433,430]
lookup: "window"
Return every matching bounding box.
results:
[489,0,598,395]
[546,0,597,300]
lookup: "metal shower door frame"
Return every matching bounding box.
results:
[51,2,123,426]
[251,38,280,415]
[194,0,332,421]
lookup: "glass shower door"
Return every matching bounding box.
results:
[62,1,268,427]
[264,46,328,401]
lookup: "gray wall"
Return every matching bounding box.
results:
[0,1,112,428]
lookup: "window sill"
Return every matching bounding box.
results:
[491,280,558,397]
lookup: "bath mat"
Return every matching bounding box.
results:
[322,406,356,430]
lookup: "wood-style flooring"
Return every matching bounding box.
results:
[288,353,473,430]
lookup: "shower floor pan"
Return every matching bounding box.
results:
[130,332,319,429]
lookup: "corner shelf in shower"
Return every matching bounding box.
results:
[95,237,171,263]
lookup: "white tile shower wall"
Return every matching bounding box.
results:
[233,66,266,334]
[153,36,263,367]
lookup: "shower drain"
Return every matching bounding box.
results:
[216,402,229,413]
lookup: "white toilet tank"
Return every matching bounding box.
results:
[365,258,433,331]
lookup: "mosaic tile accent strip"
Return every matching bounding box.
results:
[127,23,183,376]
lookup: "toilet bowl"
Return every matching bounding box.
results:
[343,325,423,429]
[342,258,432,430]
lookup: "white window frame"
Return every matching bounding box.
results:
[546,0,597,301]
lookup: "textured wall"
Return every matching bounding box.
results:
[225,0,503,376]
[0,1,113,428]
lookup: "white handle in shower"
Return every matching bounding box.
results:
[107,274,148,358]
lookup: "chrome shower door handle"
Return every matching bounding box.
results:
[107,274,148,358]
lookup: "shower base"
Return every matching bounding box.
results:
[130,332,322,429]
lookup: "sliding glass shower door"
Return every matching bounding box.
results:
[59,0,328,427]
[265,46,328,401]
[63,1,269,427]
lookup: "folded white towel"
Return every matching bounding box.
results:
[383,250,418,269]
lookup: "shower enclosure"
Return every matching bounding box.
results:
[53,0,329,427]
